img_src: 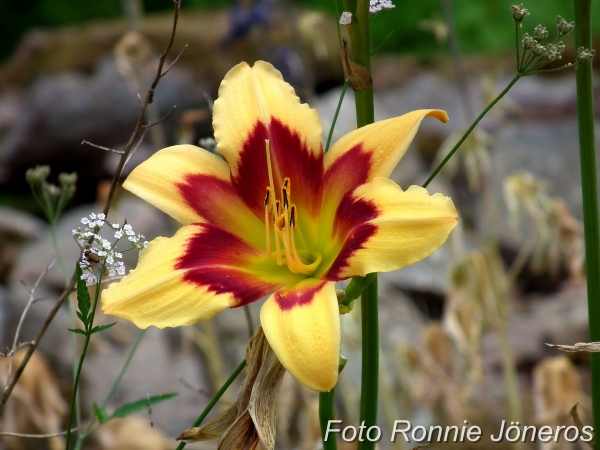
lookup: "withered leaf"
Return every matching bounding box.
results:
[546,342,600,353]
[341,37,372,91]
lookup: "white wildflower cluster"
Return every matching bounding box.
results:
[72,213,148,284]
[369,0,394,14]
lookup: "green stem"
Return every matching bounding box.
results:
[73,329,149,450]
[422,74,521,188]
[325,80,350,153]
[51,222,82,435]
[358,276,378,450]
[319,389,338,450]
[175,359,247,450]
[65,271,104,450]
[340,2,377,449]
[574,0,600,438]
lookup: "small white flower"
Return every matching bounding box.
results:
[114,230,123,239]
[112,223,120,229]
[81,217,90,225]
[98,213,106,220]
[90,213,97,220]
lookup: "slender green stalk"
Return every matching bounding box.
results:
[319,389,338,450]
[422,74,520,188]
[51,222,83,433]
[358,277,378,450]
[339,2,378,449]
[574,0,600,437]
[73,329,148,450]
[325,80,350,153]
[65,273,104,450]
[175,359,247,450]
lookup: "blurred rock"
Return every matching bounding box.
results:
[0,57,208,189]
[0,206,45,285]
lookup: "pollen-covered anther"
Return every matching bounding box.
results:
[264,186,272,258]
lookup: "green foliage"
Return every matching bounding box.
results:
[93,393,178,425]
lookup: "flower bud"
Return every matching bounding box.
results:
[339,11,352,25]
[556,15,575,36]
[533,25,548,41]
[510,4,530,23]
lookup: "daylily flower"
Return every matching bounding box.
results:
[102,61,458,392]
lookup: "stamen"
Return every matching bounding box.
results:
[265,140,276,195]
[289,204,297,229]
[264,187,271,258]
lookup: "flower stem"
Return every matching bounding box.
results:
[319,389,338,450]
[339,2,378,449]
[358,276,379,450]
[65,273,104,450]
[175,359,247,450]
[422,74,521,188]
[325,79,350,153]
[574,0,600,437]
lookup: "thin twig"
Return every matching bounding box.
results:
[142,105,177,128]
[0,0,184,414]
[3,260,56,387]
[81,141,124,155]
[161,44,188,77]
[0,423,90,438]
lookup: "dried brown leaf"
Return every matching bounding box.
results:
[570,404,595,449]
[546,342,600,352]
[218,410,259,450]
[341,37,372,91]
[176,405,238,442]
[248,346,286,450]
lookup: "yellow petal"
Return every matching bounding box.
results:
[212,61,324,246]
[319,110,448,247]
[102,223,301,329]
[124,144,264,246]
[319,177,458,279]
[260,279,339,392]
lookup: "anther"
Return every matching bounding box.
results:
[277,214,286,231]
[282,187,289,210]
[275,200,281,215]
[264,187,271,207]
[290,204,297,229]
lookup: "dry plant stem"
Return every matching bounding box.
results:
[175,359,247,450]
[0,423,90,439]
[574,0,600,437]
[340,2,377,449]
[4,260,55,384]
[0,0,184,415]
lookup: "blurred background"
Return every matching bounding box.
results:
[1,0,599,449]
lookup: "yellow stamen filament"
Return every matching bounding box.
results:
[263,142,319,274]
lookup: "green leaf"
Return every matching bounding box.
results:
[68,328,86,335]
[91,322,117,335]
[108,393,178,420]
[75,263,91,323]
[76,310,85,323]
[93,402,109,424]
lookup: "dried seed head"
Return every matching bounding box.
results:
[25,165,51,185]
[533,24,548,41]
[556,15,575,36]
[510,4,530,23]
[545,43,563,61]
[532,43,546,57]
[369,0,395,14]
[577,46,595,63]
[522,32,535,50]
